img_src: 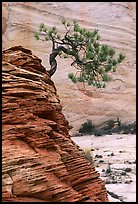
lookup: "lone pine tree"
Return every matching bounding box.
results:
[34,18,125,88]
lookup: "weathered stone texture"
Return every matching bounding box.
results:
[2,46,109,202]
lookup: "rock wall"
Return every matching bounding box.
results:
[2,2,136,133]
[2,46,109,202]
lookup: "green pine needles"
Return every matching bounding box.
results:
[34,18,125,88]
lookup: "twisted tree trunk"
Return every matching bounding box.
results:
[48,45,69,77]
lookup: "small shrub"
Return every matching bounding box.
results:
[79,120,96,134]
[107,119,115,129]
[94,130,102,136]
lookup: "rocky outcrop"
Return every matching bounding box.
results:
[2,46,109,202]
[2,2,136,133]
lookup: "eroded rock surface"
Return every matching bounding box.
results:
[2,46,109,202]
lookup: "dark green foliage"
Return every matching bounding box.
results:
[102,73,112,82]
[107,119,116,129]
[78,119,136,136]
[68,73,77,83]
[120,122,136,134]
[34,32,39,40]
[79,120,96,134]
[34,18,125,88]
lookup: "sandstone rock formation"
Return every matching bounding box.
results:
[2,46,109,202]
[2,2,136,133]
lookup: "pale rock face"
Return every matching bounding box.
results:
[2,2,136,133]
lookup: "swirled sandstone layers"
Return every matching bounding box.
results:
[2,46,109,202]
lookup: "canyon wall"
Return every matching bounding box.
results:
[2,46,109,202]
[2,2,136,132]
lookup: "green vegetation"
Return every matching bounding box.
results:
[34,18,125,88]
[79,119,96,134]
[78,119,136,136]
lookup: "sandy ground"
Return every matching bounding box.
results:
[71,134,136,202]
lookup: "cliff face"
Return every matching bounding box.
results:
[2,2,136,133]
[2,46,109,202]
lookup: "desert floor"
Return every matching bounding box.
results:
[71,134,136,202]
